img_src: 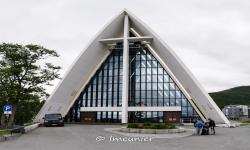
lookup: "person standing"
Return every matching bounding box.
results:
[208,118,216,135]
[193,119,197,135]
[195,119,204,135]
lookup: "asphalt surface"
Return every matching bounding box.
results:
[0,124,250,150]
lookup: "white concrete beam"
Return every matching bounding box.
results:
[99,36,153,44]
[98,37,124,44]
[80,106,181,112]
[121,15,129,123]
[128,36,153,42]
[81,107,121,112]
[127,106,181,112]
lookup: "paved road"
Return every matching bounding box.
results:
[0,124,250,150]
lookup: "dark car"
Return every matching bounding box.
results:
[43,113,64,127]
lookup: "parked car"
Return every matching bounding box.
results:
[43,113,64,127]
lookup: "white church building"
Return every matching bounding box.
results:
[35,10,230,125]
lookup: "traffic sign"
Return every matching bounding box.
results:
[4,105,12,114]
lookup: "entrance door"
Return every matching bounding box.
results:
[164,111,181,123]
[80,112,96,123]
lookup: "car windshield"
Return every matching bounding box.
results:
[45,114,62,119]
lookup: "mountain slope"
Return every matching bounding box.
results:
[209,86,250,108]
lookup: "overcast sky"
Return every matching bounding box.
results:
[1,0,250,93]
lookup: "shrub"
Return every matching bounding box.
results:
[164,124,176,129]
[152,124,165,129]
[242,120,250,124]
[127,123,139,128]
[143,122,152,126]
[143,125,152,129]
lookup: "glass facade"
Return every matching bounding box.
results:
[65,42,199,123]
[66,44,123,122]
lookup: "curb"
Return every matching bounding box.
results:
[120,127,186,134]
[104,127,193,139]
[24,123,40,133]
[0,123,40,142]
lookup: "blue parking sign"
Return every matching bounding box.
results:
[4,105,12,114]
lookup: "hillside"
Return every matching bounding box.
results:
[209,86,250,108]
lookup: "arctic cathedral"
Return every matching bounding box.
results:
[35,10,230,125]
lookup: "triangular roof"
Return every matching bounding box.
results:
[35,10,230,125]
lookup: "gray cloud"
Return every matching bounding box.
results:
[0,0,250,93]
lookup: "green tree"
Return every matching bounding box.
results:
[0,43,61,128]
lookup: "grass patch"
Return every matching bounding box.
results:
[242,120,250,124]
[127,123,176,129]
[0,130,11,136]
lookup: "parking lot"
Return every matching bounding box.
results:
[0,124,250,150]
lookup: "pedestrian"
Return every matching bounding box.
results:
[208,118,216,135]
[201,122,210,135]
[195,119,204,135]
[193,119,197,127]
[193,119,198,135]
